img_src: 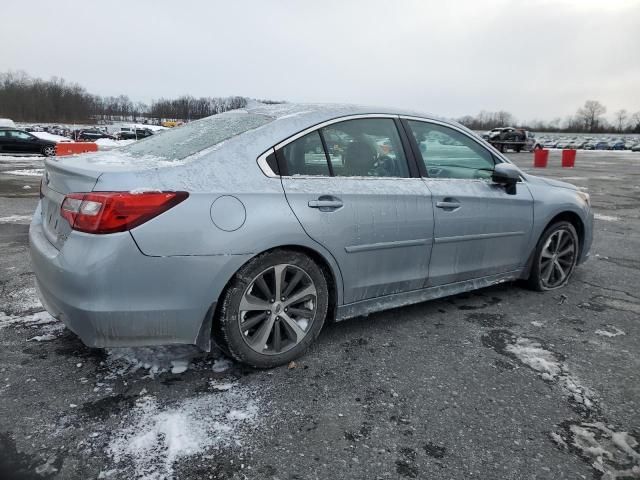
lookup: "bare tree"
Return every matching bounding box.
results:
[630,112,640,133]
[576,100,607,132]
[614,109,628,132]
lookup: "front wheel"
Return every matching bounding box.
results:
[527,221,579,291]
[216,250,329,368]
[42,145,56,157]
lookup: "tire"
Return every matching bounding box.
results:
[216,249,329,368]
[527,221,579,291]
[42,145,56,157]
[515,146,522,153]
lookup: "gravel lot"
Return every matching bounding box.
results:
[1,150,639,480]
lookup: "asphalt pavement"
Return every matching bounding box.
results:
[0,150,638,480]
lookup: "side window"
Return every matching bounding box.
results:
[280,131,330,176]
[9,131,33,140]
[322,118,409,178]
[407,120,495,179]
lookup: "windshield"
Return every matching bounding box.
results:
[119,110,273,161]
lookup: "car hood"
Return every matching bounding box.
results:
[525,174,578,191]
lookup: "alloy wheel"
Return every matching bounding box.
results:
[43,146,56,156]
[238,263,317,355]
[539,229,576,288]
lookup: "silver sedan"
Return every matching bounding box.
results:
[30,104,593,368]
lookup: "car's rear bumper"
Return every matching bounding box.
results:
[29,205,251,349]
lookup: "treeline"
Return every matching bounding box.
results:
[0,71,256,124]
[459,101,640,134]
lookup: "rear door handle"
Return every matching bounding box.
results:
[308,197,343,210]
[436,199,461,210]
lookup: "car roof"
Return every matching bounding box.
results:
[227,102,456,154]
[57,102,475,177]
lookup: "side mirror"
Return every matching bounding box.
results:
[492,163,520,195]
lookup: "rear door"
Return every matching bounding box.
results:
[403,119,534,286]
[8,130,39,153]
[279,116,434,304]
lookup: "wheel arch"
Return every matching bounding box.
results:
[521,209,586,280]
[545,210,585,254]
[208,243,343,349]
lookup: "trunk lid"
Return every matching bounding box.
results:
[40,159,102,250]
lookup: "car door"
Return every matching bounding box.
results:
[278,116,434,304]
[0,130,8,153]
[8,130,38,153]
[403,118,534,286]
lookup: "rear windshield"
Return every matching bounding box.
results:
[119,111,273,161]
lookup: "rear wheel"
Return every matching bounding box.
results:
[42,145,56,157]
[527,221,579,291]
[216,250,329,368]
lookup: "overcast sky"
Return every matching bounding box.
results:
[2,0,639,122]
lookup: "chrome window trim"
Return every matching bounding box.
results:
[256,148,278,178]
[400,115,511,161]
[272,114,402,180]
[274,114,399,151]
[399,115,527,183]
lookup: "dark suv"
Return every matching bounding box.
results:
[73,129,116,141]
[116,128,154,140]
[0,128,56,156]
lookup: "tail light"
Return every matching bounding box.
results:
[60,191,188,234]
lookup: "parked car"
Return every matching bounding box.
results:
[594,140,610,150]
[0,128,56,156]
[568,139,587,149]
[632,143,640,152]
[609,140,625,150]
[116,128,154,140]
[543,139,559,148]
[0,118,16,128]
[484,127,538,153]
[30,104,593,368]
[74,129,116,141]
[555,139,573,149]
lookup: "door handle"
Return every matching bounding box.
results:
[308,199,343,209]
[308,196,343,210]
[436,200,461,210]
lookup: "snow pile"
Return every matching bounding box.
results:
[5,168,44,176]
[0,214,32,224]
[95,138,136,149]
[105,345,235,377]
[105,345,207,377]
[594,213,620,222]
[506,337,596,411]
[107,387,260,479]
[0,310,64,340]
[595,326,626,338]
[31,132,71,143]
[553,422,640,479]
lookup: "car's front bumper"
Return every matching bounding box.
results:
[29,205,251,349]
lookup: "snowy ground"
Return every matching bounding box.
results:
[0,150,638,479]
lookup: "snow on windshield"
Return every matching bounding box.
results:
[119,110,274,162]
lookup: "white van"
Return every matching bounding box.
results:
[0,118,16,128]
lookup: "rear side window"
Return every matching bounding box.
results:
[407,120,495,179]
[279,118,410,178]
[280,131,330,176]
[323,119,409,178]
